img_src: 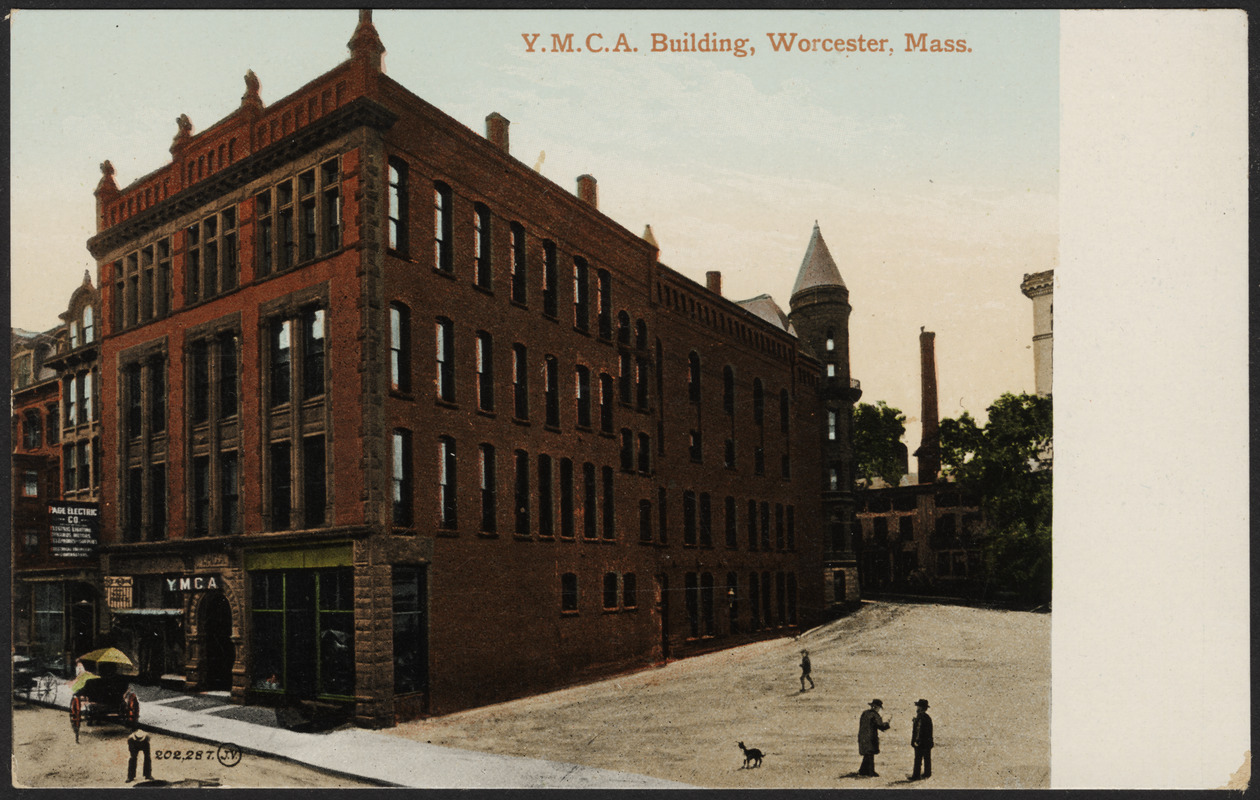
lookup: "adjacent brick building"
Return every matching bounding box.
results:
[12,272,105,669]
[80,11,862,726]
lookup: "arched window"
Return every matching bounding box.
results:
[433,181,451,270]
[826,328,835,351]
[617,311,631,346]
[688,351,701,403]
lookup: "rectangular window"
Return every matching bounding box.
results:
[393,567,428,694]
[476,332,494,412]
[433,182,450,270]
[658,487,668,543]
[439,436,457,529]
[514,449,530,535]
[582,463,597,539]
[619,352,632,404]
[754,447,765,476]
[270,442,292,530]
[271,319,292,406]
[479,444,496,532]
[151,359,166,434]
[388,160,407,254]
[193,455,210,536]
[787,506,796,551]
[544,356,559,427]
[776,503,785,550]
[65,375,78,427]
[542,240,558,317]
[23,470,38,497]
[222,208,239,290]
[257,191,274,276]
[204,217,219,298]
[620,429,634,471]
[689,430,702,463]
[510,222,526,303]
[76,441,90,491]
[599,374,613,433]
[538,454,553,537]
[303,436,326,527]
[559,458,575,538]
[436,318,454,402]
[761,502,771,551]
[573,257,589,332]
[576,366,592,428]
[474,204,492,288]
[187,223,201,303]
[191,340,210,423]
[221,452,240,534]
[299,169,317,261]
[323,183,341,253]
[124,466,142,541]
[219,333,238,418]
[596,269,611,339]
[393,430,412,526]
[748,499,758,550]
[603,573,618,610]
[638,432,651,473]
[126,365,142,438]
[512,344,528,419]
[390,304,411,392]
[561,573,578,612]
[624,573,637,608]
[725,496,737,548]
[699,493,712,547]
[277,180,295,271]
[601,466,614,540]
[639,500,653,542]
[303,308,325,399]
[150,464,167,539]
[685,573,699,638]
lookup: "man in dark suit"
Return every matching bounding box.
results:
[857,699,891,776]
[910,698,934,780]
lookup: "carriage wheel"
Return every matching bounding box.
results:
[122,693,139,725]
[70,696,82,743]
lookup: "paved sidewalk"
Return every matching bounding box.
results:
[33,682,688,788]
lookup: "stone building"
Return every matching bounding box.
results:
[80,12,861,726]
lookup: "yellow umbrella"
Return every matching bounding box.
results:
[69,672,99,694]
[78,647,134,667]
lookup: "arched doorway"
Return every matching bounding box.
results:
[201,593,235,691]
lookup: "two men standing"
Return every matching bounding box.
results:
[855,698,934,780]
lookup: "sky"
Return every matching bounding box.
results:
[9,9,1059,462]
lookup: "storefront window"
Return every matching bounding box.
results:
[392,567,428,694]
[250,568,354,698]
[33,583,65,669]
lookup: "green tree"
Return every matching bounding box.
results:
[939,393,1052,606]
[853,401,907,488]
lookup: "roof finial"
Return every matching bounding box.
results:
[83,269,93,287]
[241,69,263,110]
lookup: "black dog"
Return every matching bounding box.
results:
[738,741,764,769]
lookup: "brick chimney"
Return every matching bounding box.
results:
[706,271,722,296]
[576,174,597,208]
[485,112,509,153]
[917,327,940,483]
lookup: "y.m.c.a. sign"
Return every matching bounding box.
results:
[164,574,223,593]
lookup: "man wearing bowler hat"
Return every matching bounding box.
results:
[857,699,891,776]
[910,699,934,780]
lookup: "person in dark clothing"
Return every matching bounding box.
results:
[799,649,815,692]
[910,698,934,780]
[857,699,891,776]
[125,724,153,783]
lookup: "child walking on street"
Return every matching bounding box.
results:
[799,649,815,691]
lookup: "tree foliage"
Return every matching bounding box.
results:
[939,392,1052,606]
[853,401,907,488]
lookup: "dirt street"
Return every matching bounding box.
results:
[388,602,1050,789]
[10,704,373,788]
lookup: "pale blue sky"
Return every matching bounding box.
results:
[10,9,1058,455]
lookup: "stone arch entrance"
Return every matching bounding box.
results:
[200,593,235,691]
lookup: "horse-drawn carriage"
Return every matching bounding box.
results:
[68,648,140,742]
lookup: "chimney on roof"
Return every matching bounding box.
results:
[576,174,597,208]
[348,9,386,72]
[485,113,509,154]
[706,271,722,296]
[917,327,941,484]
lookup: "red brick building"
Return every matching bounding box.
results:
[12,272,105,670]
[84,12,861,726]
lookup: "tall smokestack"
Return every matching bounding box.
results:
[918,327,940,483]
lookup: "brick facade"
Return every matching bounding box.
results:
[72,12,863,727]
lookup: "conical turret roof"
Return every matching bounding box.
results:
[791,222,845,297]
